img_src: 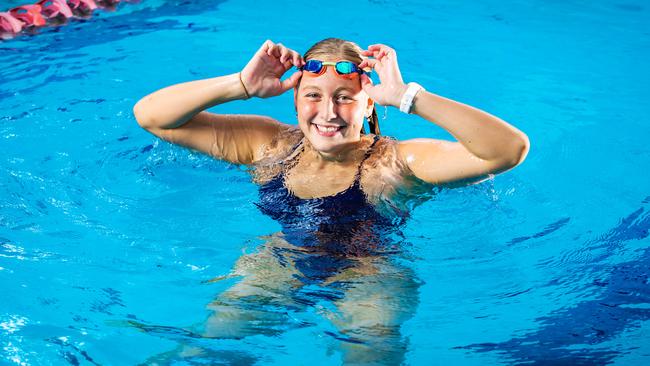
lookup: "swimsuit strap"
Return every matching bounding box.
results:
[361,135,381,164]
[353,134,381,182]
[282,137,306,172]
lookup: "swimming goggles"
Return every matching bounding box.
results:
[299,60,366,76]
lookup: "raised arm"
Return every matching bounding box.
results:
[132,40,305,165]
[359,44,530,187]
[396,91,529,186]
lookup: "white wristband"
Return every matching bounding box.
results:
[399,82,424,114]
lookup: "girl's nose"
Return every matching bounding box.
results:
[321,98,338,121]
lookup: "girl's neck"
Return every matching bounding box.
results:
[302,137,366,165]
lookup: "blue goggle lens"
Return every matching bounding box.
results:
[335,62,356,74]
[301,60,363,75]
[303,60,323,73]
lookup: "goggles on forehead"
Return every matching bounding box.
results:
[299,60,366,76]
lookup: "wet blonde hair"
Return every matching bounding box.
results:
[301,38,380,135]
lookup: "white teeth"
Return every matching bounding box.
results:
[315,124,341,133]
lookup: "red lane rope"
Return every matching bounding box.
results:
[1,0,139,40]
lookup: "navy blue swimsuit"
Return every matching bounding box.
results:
[256,135,408,268]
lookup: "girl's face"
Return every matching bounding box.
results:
[295,59,373,157]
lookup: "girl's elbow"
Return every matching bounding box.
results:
[506,134,530,168]
[133,100,153,129]
[517,133,531,164]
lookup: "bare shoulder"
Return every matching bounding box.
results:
[249,125,304,184]
[255,124,304,162]
[361,135,412,197]
[361,135,437,210]
[364,135,405,171]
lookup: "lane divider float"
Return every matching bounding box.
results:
[1,0,137,40]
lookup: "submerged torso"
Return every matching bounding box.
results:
[255,134,409,259]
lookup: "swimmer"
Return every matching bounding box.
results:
[133,38,528,199]
[133,38,530,364]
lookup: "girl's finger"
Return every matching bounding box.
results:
[291,52,300,67]
[362,58,383,73]
[379,49,393,60]
[286,50,294,65]
[281,70,303,91]
[367,43,393,52]
[366,49,384,60]
[367,44,386,54]
[359,59,379,72]
[261,39,275,55]
[272,43,284,58]
[279,46,290,64]
[267,43,280,58]
[282,58,294,70]
[367,44,395,60]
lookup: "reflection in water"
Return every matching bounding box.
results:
[458,197,650,365]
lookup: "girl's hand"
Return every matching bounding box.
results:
[240,40,304,98]
[359,44,408,108]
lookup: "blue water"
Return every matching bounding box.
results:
[1,0,650,364]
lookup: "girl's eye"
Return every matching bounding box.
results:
[336,95,354,102]
[305,93,320,98]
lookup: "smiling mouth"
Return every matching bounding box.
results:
[312,123,346,136]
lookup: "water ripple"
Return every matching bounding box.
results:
[459,197,650,364]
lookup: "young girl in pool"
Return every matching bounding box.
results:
[133,38,529,364]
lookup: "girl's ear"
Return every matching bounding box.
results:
[366,97,375,117]
[293,87,298,111]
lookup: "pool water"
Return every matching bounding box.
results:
[1,0,649,364]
